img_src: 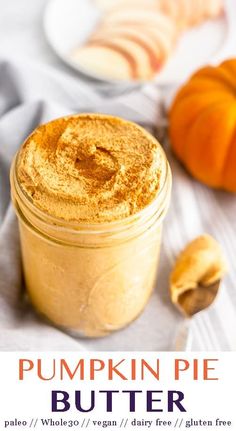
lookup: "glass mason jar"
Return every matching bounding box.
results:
[10,129,171,338]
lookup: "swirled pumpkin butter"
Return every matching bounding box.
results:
[11,114,171,337]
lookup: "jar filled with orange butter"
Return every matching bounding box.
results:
[10,114,171,337]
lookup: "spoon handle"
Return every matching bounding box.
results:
[175,320,193,351]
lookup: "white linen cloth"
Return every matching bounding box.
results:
[0,0,236,351]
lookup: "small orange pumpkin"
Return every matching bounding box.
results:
[169,58,236,192]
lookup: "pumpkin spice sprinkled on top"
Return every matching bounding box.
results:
[17,114,166,223]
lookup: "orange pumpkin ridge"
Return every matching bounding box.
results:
[169,59,236,192]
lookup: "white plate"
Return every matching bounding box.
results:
[43,0,232,86]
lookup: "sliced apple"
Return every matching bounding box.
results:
[96,23,176,60]
[75,0,224,82]
[89,36,153,79]
[72,45,134,80]
[104,9,176,35]
[91,30,164,73]
[206,0,223,18]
